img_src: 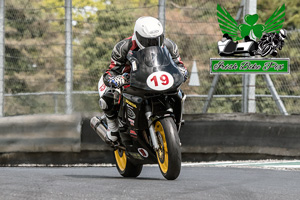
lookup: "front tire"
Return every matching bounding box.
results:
[155,117,181,180]
[114,149,143,177]
[261,44,272,57]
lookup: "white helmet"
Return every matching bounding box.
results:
[279,29,287,40]
[133,16,164,49]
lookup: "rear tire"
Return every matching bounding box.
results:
[114,149,143,177]
[155,117,181,180]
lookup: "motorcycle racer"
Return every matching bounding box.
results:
[99,16,188,142]
[257,29,287,57]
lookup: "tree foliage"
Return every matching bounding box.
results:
[74,5,135,90]
[3,0,300,115]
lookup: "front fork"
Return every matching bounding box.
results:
[144,92,186,151]
[178,91,186,133]
[145,100,160,151]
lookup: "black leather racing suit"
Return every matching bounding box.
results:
[100,36,187,120]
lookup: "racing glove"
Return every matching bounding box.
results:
[107,73,130,88]
[178,67,188,82]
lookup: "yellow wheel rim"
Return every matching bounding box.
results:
[155,121,168,174]
[114,150,127,171]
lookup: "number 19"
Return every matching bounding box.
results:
[150,74,169,86]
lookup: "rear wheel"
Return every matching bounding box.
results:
[114,149,143,177]
[155,117,181,180]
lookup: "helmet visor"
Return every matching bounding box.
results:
[136,31,164,48]
[280,33,286,39]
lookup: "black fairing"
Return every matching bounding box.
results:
[117,46,185,165]
[126,46,184,93]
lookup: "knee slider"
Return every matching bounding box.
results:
[99,98,108,110]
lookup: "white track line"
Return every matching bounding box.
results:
[182,160,300,170]
[6,160,300,170]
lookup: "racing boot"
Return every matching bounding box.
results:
[106,117,119,142]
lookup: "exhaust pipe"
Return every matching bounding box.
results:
[90,116,108,143]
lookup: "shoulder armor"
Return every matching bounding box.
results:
[111,38,132,63]
[164,38,179,58]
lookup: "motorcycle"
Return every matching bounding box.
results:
[257,36,283,57]
[90,46,186,180]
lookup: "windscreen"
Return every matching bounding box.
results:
[135,46,171,68]
[126,46,183,92]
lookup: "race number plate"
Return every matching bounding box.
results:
[98,75,108,97]
[146,71,174,91]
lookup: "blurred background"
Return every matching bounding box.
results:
[1,0,300,116]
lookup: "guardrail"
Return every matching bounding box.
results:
[0,114,81,152]
[0,113,300,165]
[180,114,300,157]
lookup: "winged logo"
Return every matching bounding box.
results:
[217,4,285,41]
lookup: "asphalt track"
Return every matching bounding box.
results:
[1,161,300,200]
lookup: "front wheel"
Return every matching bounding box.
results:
[260,44,273,57]
[114,149,143,177]
[155,117,181,180]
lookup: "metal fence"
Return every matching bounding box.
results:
[1,0,300,116]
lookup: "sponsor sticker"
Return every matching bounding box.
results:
[128,118,135,126]
[138,148,149,158]
[129,152,143,160]
[125,99,137,108]
[130,129,137,138]
[127,107,136,119]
